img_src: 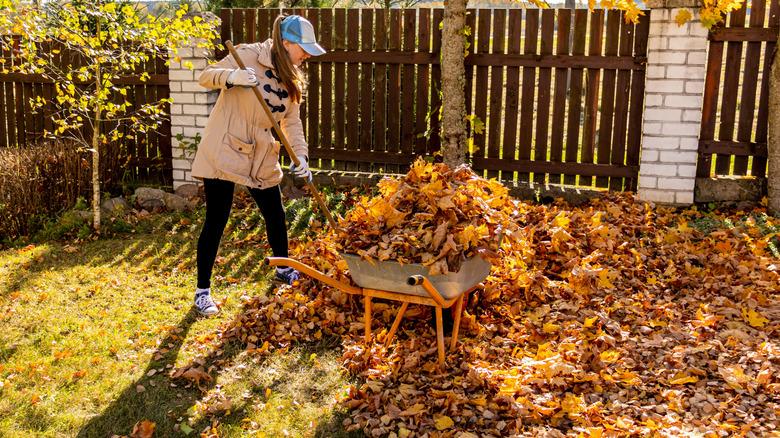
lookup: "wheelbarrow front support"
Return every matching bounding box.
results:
[264,257,477,365]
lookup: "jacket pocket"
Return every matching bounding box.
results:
[217,133,255,176]
[254,140,282,183]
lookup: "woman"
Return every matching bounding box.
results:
[190,14,326,316]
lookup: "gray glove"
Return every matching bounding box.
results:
[227,68,258,87]
[290,157,312,183]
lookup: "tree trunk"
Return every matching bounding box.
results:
[440,0,468,169]
[768,26,780,215]
[92,62,102,229]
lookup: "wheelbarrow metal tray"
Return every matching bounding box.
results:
[340,252,492,300]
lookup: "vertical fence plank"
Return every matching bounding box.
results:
[346,9,360,171]
[319,8,333,170]
[565,10,588,186]
[360,8,374,171]
[626,12,649,191]
[6,37,17,147]
[714,6,746,175]
[307,8,320,167]
[415,9,430,158]
[387,8,401,169]
[232,9,245,45]
[257,9,270,41]
[533,9,554,184]
[734,0,765,176]
[698,31,723,177]
[487,9,505,180]
[464,10,476,143]
[157,54,172,186]
[473,9,491,163]
[518,9,538,183]
[374,8,388,165]
[401,9,417,158]
[147,57,161,184]
[333,9,346,171]
[609,14,634,191]
[549,9,570,185]
[502,9,523,182]
[219,9,231,59]
[429,8,443,154]
[0,38,9,147]
[246,9,257,43]
[374,9,388,161]
[580,9,604,187]
[41,40,53,137]
[15,37,27,147]
[596,10,620,189]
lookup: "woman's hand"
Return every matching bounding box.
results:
[227,68,258,87]
[290,157,312,183]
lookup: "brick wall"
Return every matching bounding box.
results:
[636,7,708,205]
[168,42,219,189]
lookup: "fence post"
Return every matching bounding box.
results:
[169,12,221,190]
[637,0,708,205]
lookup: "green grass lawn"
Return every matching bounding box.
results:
[0,196,365,438]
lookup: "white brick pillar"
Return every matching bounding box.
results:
[637,2,708,205]
[168,14,220,189]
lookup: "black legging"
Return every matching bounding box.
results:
[196,178,288,289]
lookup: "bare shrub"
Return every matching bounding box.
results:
[0,141,92,241]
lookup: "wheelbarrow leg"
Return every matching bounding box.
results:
[434,306,445,365]
[364,296,372,344]
[384,302,409,347]
[450,294,465,352]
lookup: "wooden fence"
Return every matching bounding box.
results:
[698,0,779,179]
[220,7,650,191]
[0,37,172,186]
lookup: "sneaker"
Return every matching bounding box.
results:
[194,290,219,316]
[274,266,302,285]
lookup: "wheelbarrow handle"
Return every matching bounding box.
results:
[407,275,447,308]
[264,257,362,296]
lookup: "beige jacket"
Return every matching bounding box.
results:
[191,39,308,189]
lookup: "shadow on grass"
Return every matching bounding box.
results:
[73,281,365,438]
[75,306,205,438]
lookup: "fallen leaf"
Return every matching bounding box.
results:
[129,420,155,438]
[433,414,454,430]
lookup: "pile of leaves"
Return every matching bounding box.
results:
[175,168,780,437]
[333,159,522,275]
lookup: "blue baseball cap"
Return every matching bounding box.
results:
[280,15,326,56]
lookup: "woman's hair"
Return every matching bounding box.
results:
[271,14,306,104]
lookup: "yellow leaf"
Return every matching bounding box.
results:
[669,371,698,385]
[645,418,659,430]
[675,9,693,26]
[585,427,604,438]
[543,323,560,333]
[552,212,570,228]
[561,393,585,417]
[584,316,598,328]
[469,396,487,406]
[597,269,615,289]
[741,307,769,327]
[599,350,620,363]
[433,414,454,430]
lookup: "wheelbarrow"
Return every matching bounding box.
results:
[264,253,492,365]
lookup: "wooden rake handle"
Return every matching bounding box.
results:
[225,40,341,233]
